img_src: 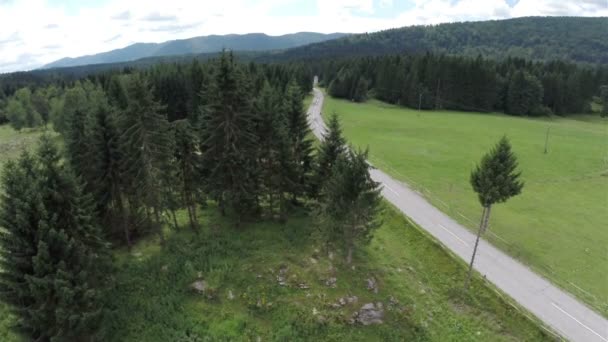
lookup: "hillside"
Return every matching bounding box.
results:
[42,32,348,69]
[265,17,608,64]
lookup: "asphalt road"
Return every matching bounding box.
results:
[306,87,608,342]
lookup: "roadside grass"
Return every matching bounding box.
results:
[321,95,608,316]
[101,203,550,341]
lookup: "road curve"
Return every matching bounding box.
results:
[306,87,608,342]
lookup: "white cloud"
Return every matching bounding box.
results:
[0,0,604,73]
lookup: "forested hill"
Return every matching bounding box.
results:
[42,32,348,69]
[265,17,608,64]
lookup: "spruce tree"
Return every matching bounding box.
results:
[318,148,382,264]
[86,95,130,245]
[466,136,523,289]
[0,136,110,341]
[0,152,41,336]
[506,71,543,115]
[172,119,201,231]
[283,79,313,202]
[313,112,346,197]
[254,81,294,220]
[201,52,258,221]
[120,75,172,242]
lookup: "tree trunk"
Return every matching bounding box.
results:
[465,205,491,289]
[278,191,287,223]
[346,244,354,265]
[219,195,226,217]
[171,209,179,231]
[153,205,165,245]
[119,196,132,250]
[482,205,492,234]
[190,202,199,232]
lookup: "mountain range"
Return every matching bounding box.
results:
[28,16,608,77]
[42,32,348,69]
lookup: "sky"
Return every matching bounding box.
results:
[0,0,606,73]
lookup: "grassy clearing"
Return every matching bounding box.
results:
[0,125,47,168]
[99,203,549,341]
[321,95,608,315]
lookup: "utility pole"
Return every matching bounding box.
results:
[543,126,551,154]
[418,92,423,117]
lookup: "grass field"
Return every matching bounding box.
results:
[321,95,608,316]
[0,125,46,168]
[97,204,551,341]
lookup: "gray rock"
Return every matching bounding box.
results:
[325,277,337,288]
[366,277,379,294]
[277,265,288,286]
[190,280,208,294]
[331,295,358,309]
[346,295,358,304]
[298,283,310,289]
[354,302,384,325]
[227,290,235,300]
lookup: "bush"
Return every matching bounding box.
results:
[530,105,553,116]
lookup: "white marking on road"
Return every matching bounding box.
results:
[551,302,608,342]
[383,184,400,197]
[438,224,469,247]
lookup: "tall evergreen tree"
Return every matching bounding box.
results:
[172,119,201,231]
[283,79,314,201]
[318,148,382,264]
[0,136,110,341]
[85,94,130,245]
[201,52,258,222]
[313,112,346,197]
[254,81,294,220]
[466,136,523,289]
[506,71,543,115]
[120,75,172,242]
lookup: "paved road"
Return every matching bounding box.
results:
[307,87,608,342]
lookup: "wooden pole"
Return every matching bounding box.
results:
[544,126,551,154]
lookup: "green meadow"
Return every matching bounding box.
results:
[321,95,608,316]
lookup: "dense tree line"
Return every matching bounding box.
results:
[0,52,381,340]
[321,54,608,116]
[267,17,608,64]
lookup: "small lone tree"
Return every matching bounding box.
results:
[318,148,382,264]
[465,136,523,289]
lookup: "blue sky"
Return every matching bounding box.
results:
[0,0,606,73]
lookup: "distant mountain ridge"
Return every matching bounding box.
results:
[264,17,608,64]
[42,32,348,69]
